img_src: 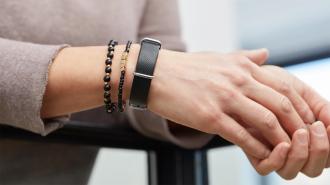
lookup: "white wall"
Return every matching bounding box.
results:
[179,0,238,52]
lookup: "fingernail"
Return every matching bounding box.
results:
[296,129,308,144]
[312,121,325,136]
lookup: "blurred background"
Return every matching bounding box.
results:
[88,0,330,184]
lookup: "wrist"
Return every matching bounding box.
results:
[148,49,187,112]
[122,44,140,102]
[97,44,139,104]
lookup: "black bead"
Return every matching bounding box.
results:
[108,40,114,46]
[104,84,111,91]
[104,98,110,104]
[110,103,116,110]
[106,106,114,113]
[105,66,112,73]
[121,71,125,75]
[104,91,110,98]
[105,59,112,65]
[103,75,111,82]
[107,52,114,58]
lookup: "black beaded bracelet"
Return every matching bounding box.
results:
[104,40,118,113]
[118,41,132,112]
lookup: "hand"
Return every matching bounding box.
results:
[278,121,329,179]
[245,121,329,179]
[252,65,330,178]
[148,49,307,159]
[239,58,330,178]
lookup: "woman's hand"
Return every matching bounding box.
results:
[147,49,307,159]
[243,65,330,179]
[245,121,329,179]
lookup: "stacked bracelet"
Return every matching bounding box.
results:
[118,41,132,112]
[104,40,118,113]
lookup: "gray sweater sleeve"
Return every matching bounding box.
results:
[127,0,214,149]
[0,38,69,135]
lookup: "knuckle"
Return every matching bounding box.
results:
[299,105,312,120]
[231,74,251,87]
[279,81,292,95]
[298,104,310,115]
[236,56,253,70]
[236,128,249,146]
[280,96,293,113]
[196,106,222,134]
[200,107,219,124]
[263,112,278,130]
[219,88,238,104]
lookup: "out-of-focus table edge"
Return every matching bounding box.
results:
[0,121,232,151]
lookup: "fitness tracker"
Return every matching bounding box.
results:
[129,38,161,110]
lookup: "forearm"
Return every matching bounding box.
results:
[40,45,140,118]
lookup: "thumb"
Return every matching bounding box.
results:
[235,48,269,65]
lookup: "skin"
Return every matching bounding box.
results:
[241,64,330,179]
[40,45,330,178]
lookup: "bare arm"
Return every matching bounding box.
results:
[41,46,294,159]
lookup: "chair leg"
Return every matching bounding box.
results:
[148,149,209,185]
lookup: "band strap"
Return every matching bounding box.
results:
[129,38,161,110]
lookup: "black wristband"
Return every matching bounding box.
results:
[129,38,161,110]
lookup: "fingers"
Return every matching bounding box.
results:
[245,80,306,136]
[251,67,315,125]
[228,95,291,146]
[218,114,271,159]
[264,65,330,126]
[233,48,269,65]
[300,86,330,128]
[254,66,315,124]
[277,129,309,180]
[302,121,329,177]
[246,142,291,176]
